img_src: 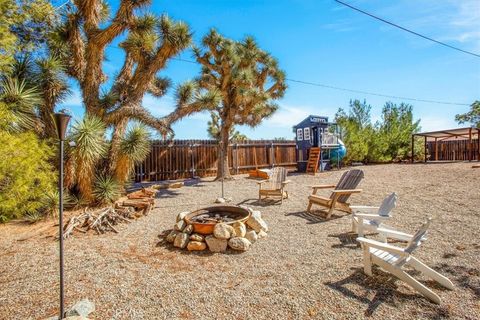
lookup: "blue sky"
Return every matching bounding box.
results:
[60,0,480,139]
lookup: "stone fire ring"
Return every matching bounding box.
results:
[166,205,269,253]
[184,205,251,235]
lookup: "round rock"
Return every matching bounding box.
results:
[213,223,235,240]
[245,230,258,244]
[228,237,251,251]
[187,241,207,251]
[232,221,246,238]
[205,235,228,252]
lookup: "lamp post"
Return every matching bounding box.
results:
[53,111,71,319]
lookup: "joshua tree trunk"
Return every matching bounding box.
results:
[216,122,232,180]
[108,118,128,176]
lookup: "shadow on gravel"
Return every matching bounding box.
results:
[328,232,360,249]
[434,263,480,298]
[325,267,452,318]
[237,198,282,207]
[285,210,343,224]
[155,188,181,199]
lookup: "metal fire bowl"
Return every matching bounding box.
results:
[184,206,251,235]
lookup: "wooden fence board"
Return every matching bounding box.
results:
[134,140,297,182]
[426,139,479,161]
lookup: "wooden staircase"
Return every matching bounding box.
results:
[306,147,321,174]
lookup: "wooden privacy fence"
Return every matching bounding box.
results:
[426,139,479,161]
[134,140,297,182]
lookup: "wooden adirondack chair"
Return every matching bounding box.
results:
[306,169,364,218]
[351,192,398,240]
[357,218,454,304]
[257,167,290,204]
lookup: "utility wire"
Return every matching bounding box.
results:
[334,0,480,58]
[285,79,469,106]
[106,46,470,106]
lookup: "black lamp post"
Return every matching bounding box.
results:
[53,111,71,319]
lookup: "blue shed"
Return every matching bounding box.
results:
[293,115,343,172]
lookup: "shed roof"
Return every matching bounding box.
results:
[413,127,480,141]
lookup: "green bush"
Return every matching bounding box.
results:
[335,100,420,164]
[0,131,56,222]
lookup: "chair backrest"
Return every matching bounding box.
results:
[378,192,398,217]
[404,218,431,254]
[264,167,287,190]
[331,169,364,203]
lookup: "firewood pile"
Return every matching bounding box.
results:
[62,187,157,239]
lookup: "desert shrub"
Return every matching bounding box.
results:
[0,131,56,222]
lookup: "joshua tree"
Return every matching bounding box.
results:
[49,1,216,197]
[194,30,287,180]
[207,112,247,141]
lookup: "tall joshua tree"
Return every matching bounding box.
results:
[193,30,287,180]
[49,1,216,188]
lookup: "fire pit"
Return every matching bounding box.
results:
[164,205,269,253]
[184,206,251,235]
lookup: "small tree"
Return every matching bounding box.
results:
[455,100,480,128]
[377,102,420,161]
[194,30,287,179]
[335,100,373,163]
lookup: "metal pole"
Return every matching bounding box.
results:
[59,139,65,319]
[53,111,70,320]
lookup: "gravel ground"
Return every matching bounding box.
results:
[0,163,479,320]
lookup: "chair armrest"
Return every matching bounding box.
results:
[350,206,380,210]
[331,189,362,195]
[256,180,269,185]
[357,237,407,255]
[311,184,336,189]
[353,213,390,220]
[376,227,414,242]
[282,180,291,186]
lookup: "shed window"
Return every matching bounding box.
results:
[296,128,303,141]
[304,127,310,141]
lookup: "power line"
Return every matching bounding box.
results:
[285,79,469,106]
[106,46,470,106]
[334,0,480,58]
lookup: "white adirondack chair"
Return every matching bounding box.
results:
[357,218,454,304]
[351,192,398,241]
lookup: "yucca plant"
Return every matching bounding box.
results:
[41,189,73,218]
[66,115,108,201]
[66,193,88,210]
[0,77,41,133]
[93,175,121,205]
[23,211,44,224]
[115,123,151,183]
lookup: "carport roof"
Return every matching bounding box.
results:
[413,127,479,141]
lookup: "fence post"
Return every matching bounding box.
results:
[235,143,239,174]
[270,142,274,167]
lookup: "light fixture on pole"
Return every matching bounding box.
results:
[53,110,71,320]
